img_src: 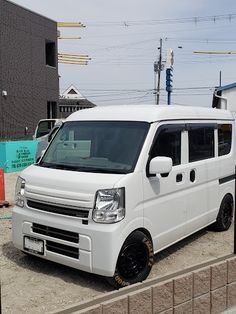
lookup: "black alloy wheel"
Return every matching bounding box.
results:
[212,194,233,231]
[106,231,154,289]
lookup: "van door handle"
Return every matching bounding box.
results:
[176,173,183,182]
[190,169,196,182]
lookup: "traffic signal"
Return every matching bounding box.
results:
[166,67,173,92]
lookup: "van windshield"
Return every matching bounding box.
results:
[39,121,149,174]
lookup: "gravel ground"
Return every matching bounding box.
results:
[0,172,234,313]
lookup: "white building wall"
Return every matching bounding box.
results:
[221,88,236,114]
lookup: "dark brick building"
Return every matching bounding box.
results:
[0,0,59,140]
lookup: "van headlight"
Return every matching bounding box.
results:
[93,188,125,223]
[15,177,26,208]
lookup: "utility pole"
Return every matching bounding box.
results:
[154,38,163,105]
[156,38,162,105]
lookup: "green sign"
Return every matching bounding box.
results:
[0,141,38,173]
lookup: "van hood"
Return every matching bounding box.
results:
[21,165,125,209]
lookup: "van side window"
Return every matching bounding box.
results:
[218,124,232,156]
[188,125,214,162]
[151,126,181,166]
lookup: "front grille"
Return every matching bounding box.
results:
[46,240,79,259]
[27,200,89,218]
[32,223,79,243]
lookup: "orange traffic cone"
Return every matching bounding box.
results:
[0,168,9,208]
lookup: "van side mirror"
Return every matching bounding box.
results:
[149,156,173,176]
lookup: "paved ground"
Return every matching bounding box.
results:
[0,171,235,313]
[4,172,19,205]
[222,306,236,314]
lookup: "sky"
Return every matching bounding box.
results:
[10,0,236,107]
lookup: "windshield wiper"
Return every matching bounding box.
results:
[39,163,128,174]
[39,162,74,170]
[69,167,128,174]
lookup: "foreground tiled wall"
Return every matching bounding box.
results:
[76,256,236,314]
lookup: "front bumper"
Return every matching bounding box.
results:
[12,205,121,277]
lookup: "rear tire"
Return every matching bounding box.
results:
[106,231,154,289]
[212,194,233,231]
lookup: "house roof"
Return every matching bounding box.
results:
[61,85,85,100]
[215,82,236,92]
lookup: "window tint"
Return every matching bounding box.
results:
[151,126,181,166]
[218,124,232,156]
[40,121,149,174]
[189,125,214,162]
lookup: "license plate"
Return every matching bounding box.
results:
[24,236,44,255]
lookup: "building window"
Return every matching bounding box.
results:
[46,40,56,67]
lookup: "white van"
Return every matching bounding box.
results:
[35,120,64,161]
[33,119,62,139]
[12,105,235,288]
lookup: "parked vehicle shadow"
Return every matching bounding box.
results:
[2,224,231,293]
[154,228,209,263]
[1,241,113,292]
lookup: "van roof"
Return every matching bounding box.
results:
[66,105,234,123]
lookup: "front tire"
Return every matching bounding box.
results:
[212,194,233,231]
[106,231,154,289]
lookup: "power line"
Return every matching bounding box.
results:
[126,91,154,105]
[85,14,236,27]
[78,87,215,102]
[166,37,236,44]
[89,94,153,103]
[83,91,150,98]
[69,88,153,91]
[194,51,236,54]
[59,87,214,92]
[173,93,212,96]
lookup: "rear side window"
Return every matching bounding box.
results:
[151,125,182,166]
[218,124,232,156]
[188,125,215,162]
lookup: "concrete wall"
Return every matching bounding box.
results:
[54,255,236,314]
[215,87,236,113]
[222,88,236,113]
[0,0,59,140]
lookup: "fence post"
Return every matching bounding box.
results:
[0,168,9,207]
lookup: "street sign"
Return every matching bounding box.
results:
[0,141,37,173]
